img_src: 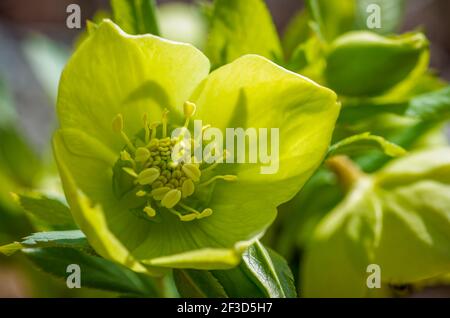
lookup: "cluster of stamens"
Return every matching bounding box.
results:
[112,101,236,222]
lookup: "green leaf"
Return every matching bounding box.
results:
[206,0,282,68]
[174,269,228,298]
[173,242,296,298]
[406,86,450,121]
[21,230,88,248]
[241,241,297,298]
[0,230,90,256]
[14,193,76,229]
[111,0,160,36]
[23,247,159,296]
[211,267,266,298]
[325,31,428,96]
[328,132,406,158]
[173,266,268,298]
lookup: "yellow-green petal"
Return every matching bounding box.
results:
[57,20,210,153]
[193,54,340,214]
[302,148,450,297]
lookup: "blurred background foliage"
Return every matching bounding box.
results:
[0,0,449,297]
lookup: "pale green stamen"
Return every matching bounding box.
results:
[199,175,237,187]
[113,103,236,222]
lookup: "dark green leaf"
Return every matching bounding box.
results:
[241,242,297,298]
[173,242,296,298]
[111,0,160,36]
[356,121,437,172]
[21,230,87,247]
[0,230,90,255]
[23,247,159,296]
[211,267,266,298]
[174,269,228,298]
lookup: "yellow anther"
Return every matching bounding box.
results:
[198,208,213,219]
[151,187,171,200]
[120,150,133,162]
[183,101,197,118]
[122,167,138,178]
[137,168,160,185]
[181,179,195,198]
[161,189,181,208]
[136,190,147,197]
[182,163,201,182]
[147,138,159,149]
[135,147,150,163]
[183,101,196,127]
[143,206,156,217]
[179,213,198,222]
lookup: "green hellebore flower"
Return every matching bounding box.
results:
[53,20,339,273]
[302,147,450,297]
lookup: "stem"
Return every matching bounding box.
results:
[155,276,167,298]
[326,155,364,191]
